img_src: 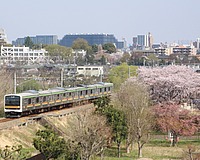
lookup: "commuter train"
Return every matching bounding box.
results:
[4,82,113,118]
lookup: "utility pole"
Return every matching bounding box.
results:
[100,69,102,82]
[61,68,64,88]
[14,70,17,94]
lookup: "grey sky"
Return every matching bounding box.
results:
[2,0,200,45]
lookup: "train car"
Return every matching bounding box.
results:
[4,82,113,117]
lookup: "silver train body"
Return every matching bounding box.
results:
[4,82,113,117]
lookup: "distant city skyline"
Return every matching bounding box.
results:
[2,0,200,45]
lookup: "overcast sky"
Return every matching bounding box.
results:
[1,0,200,45]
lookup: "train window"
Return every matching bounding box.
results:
[80,91,83,96]
[28,99,31,104]
[108,87,111,91]
[57,94,59,100]
[36,97,39,103]
[86,90,88,95]
[32,99,35,104]
[69,92,71,96]
[63,93,66,97]
[43,96,46,102]
[24,99,28,104]
[100,88,102,92]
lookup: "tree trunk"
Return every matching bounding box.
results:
[127,140,135,153]
[101,152,104,160]
[131,140,135,151]
[126,143,131,154]
[100,147,104,160]
[126,132,133,153]
[172,132,178,147]
[117,142,121,158]
[138,146,142,158]
[137,141,142,158]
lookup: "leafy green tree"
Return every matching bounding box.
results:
[72,39,95,64]
[95,96,127,158]
[0,145,31,160]
[72,38,90,51]
[129,52,144,66]
[120,52,131,63]
[76,54,85,65]
[106,107,127,158]
[146,53,159,66]
[102,43,116,53]
[24,36,34,49]
[45,44,73,63]
[85,48,94,65]
[91,44,98,53]
[17,79,41,93]
[33,128,67,159]
[108,63,138,90]
[94,96,111,113]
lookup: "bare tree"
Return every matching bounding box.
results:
[115,80,153,158]
[66,111,111,160]
[0,69,14,116]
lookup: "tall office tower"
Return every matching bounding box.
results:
[137,34,149,49]
[136,32,153,50]
[0,28,7,45]
[148,32,153,49]
[132,37,137,49]
[197,38,200,50]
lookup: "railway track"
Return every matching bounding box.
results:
[0,118,15,123]
[0,103,94,130]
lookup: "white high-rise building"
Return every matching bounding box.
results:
[0,28,7,45]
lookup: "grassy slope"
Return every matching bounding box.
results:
[0,116,200,160]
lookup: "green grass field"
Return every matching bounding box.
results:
[95,138,200,160]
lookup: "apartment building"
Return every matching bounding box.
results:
[0,46,48,64]
[77,66,103,77]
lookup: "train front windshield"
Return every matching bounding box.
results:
[5,96,20,106]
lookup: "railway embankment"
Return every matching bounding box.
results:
[0,104,94,148]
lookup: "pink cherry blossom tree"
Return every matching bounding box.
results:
[153,103,200,146]
[136,65,200,105]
